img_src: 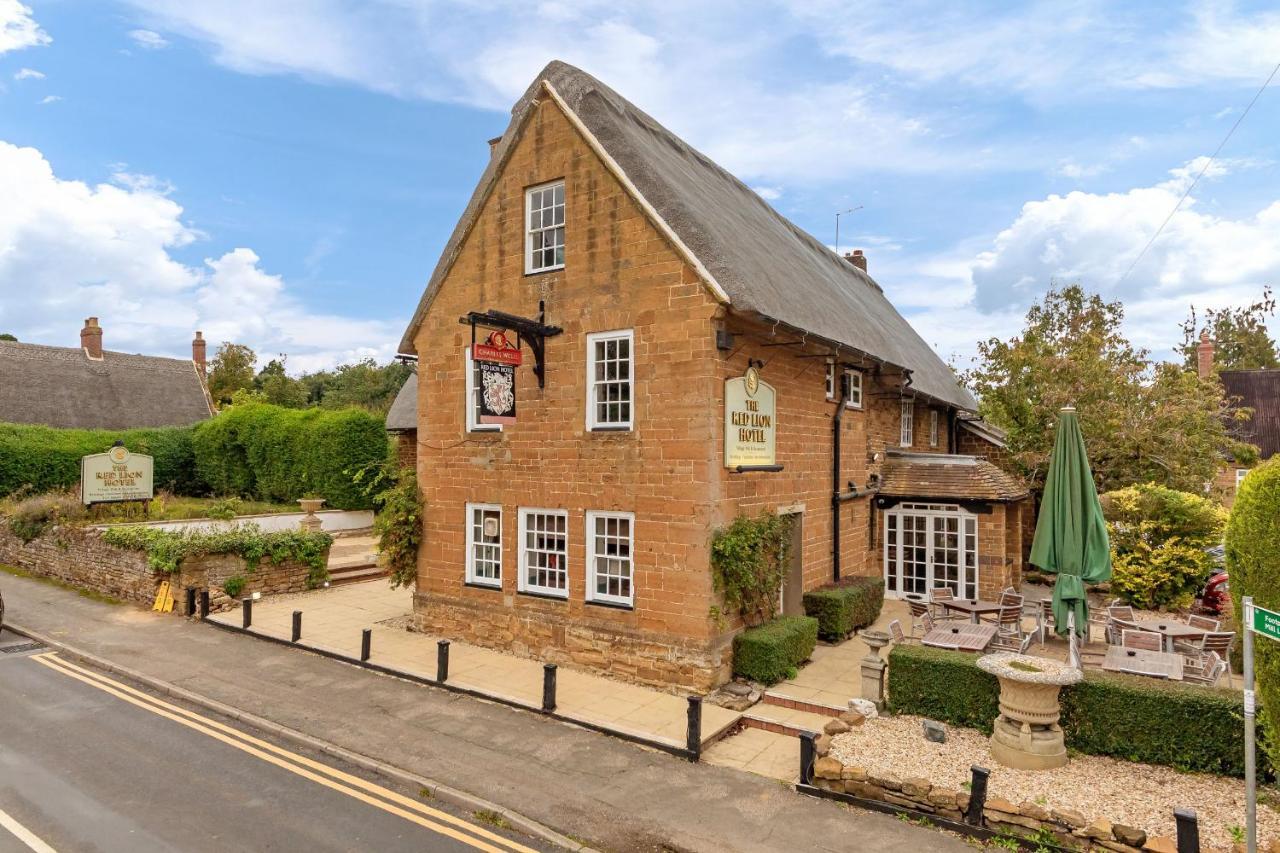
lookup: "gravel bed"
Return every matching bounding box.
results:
[829,714,1276,849]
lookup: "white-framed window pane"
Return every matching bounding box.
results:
[588,511,634,606]
[846,370,862,408]
[464,349,501,432]
[929,409,939,447]
[825,362,835,399]
[526,181,565,273]
[466,504,502,586]
[900,399,914,447]
[1237,468,1249,488]
[520,509,568,596]
[587,330,634,429]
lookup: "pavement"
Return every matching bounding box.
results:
[0,630,548,853]
[0,570,971,853]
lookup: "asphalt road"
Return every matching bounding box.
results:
[0,630,551,853]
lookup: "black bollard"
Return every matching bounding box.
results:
[437,640,450,683]
[242,597,252,629]
[1174,809,1200,853]
[199,590,210,619]
[360,628,372,662]
[798,730,817,786]
[542,664,557,712]
[291,610,302,643]
[965,766,990,826]
[686,696,703,759]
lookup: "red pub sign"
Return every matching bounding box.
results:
[472,331,522,424]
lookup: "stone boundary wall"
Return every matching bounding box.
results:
[810,754,1178,852]
[0,523,323,612]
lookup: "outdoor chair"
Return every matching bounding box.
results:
[920,614,961,650]
[929,586,955,620]
[989,604,1031,653]
[888,619,917,646]
[1121,630,1162,652]
[1110,618,1141,644]
[1184,651,1227,686]
[980,591,1024,625]
[1031,599,1054,645]
[1186,614,1220,632]
[1200,632,1237,687]
[1108,605,1136,622]
[907,600,930,637]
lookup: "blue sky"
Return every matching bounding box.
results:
[1,1,1278,372]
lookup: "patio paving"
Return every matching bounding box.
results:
[703,727,798,781]
[207,581,740,751]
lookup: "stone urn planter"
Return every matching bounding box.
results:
[977,652,1082,770]
[298,498,325,532]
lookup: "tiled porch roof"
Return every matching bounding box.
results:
[879,451,1029,502]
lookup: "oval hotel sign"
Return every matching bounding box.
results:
[82,444,155,505]
[724,366,776,468]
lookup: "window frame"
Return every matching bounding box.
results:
[824,363,863,409]
[464,347,502,433]
[585,329,635,431]
[464,503,503,588]
[1237,468,1250,489]
[585,510,636,608]
[517,507,570,598]
[900,398,914,447]
[524,180,565,275]
[929,409,939,447]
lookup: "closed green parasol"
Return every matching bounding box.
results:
[1030,407,1111,640]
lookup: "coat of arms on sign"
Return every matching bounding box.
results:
[472,331,523,425]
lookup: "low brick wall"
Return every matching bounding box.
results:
[0,523,324,612]
[810,754,1177,852]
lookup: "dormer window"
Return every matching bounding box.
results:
[525,181,565,273]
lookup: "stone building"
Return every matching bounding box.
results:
[385,370,418,468]
[0,317,212,429]
[398,61,1028,691]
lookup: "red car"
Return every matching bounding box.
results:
[1199,570,1230,616]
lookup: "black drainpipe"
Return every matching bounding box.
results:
[832,378,851,582]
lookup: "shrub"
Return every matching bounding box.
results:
[888,643,1263,776]
[359,462,421,590]
[1101,483,1226,610]
[1226,456,1280,770]
[711,512,793,628]
[192,402,388,509]
[3,491,86,542]
[0,422,203,498]
[102,522,332,579]
[222,574,246,598]
[803,576,884,641]
[732,615,817,684]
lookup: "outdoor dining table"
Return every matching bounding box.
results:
[1126,618,1205,654]
[922,621,997,652]
[1102,645,1184,681]
[940,598,1003,623]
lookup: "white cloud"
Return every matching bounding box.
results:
[0,0,47,55]
[13,66,43,80]
[0,141,402,370]
[751,185,782,201]
[127,28,169,49]
[37,94,59,104]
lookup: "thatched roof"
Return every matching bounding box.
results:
[880,451,1028,502]
[385,372,417,432]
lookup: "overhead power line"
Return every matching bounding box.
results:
[1117,59,1280,285]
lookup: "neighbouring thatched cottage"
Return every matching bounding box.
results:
[385,370,418,468]
[397,61,1027,691]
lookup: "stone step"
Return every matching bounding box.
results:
[741,702,833,738]
[762,690,847,717]
[329,566,389,586]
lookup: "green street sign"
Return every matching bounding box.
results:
[1250,604,1280,642]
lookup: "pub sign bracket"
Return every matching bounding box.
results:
[459,300,564,388]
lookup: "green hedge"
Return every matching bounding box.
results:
[192,403,388,509]
[803,577,885,641]
[887,644,1263,777]
[733,615,818,684]
[0,422,202,497]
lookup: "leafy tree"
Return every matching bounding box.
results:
[966,283,1254,494]
[0,333,16,341]
[207,342,257,406]
[302,359,413,415]
[254,356,308,408]
[1179,287,1279,371]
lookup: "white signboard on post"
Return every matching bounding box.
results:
[724,366,776,468]
[81,444,154,505]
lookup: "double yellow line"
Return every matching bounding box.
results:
[28,652,541,853]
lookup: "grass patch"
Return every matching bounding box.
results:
[0,562,124,605]
[95,494,300,523]
[472,809,511,830]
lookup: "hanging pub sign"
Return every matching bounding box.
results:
[724,366,776,468]
[472,331,522,425]
[81,442,154,505]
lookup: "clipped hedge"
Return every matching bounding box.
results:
[192,403,388,509]
[733,615,818,684]
[0,422,202,497]
[803,576,885,641]
[888,643,1263,777]
[102,523,332,588]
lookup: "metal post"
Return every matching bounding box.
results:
[542,664,557,712]
[686,696,703,759]
[199,590,210,619]
[1175,808,1200,853]
[241,598,252,629]
[798,730,816,786]
[360,628,371,662]
[291,610,302,643]
[1245,596,1257,853]
[185,586,197,617]
[437,640,450,683]
[965,766,990,826]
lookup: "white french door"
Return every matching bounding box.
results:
[883,503,977,600]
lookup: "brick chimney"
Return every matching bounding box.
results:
[80,317,103,359]
[844,249,867,272]
[1196,329,1215,378]
[487,135,502,157]
[192,330,207,377]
